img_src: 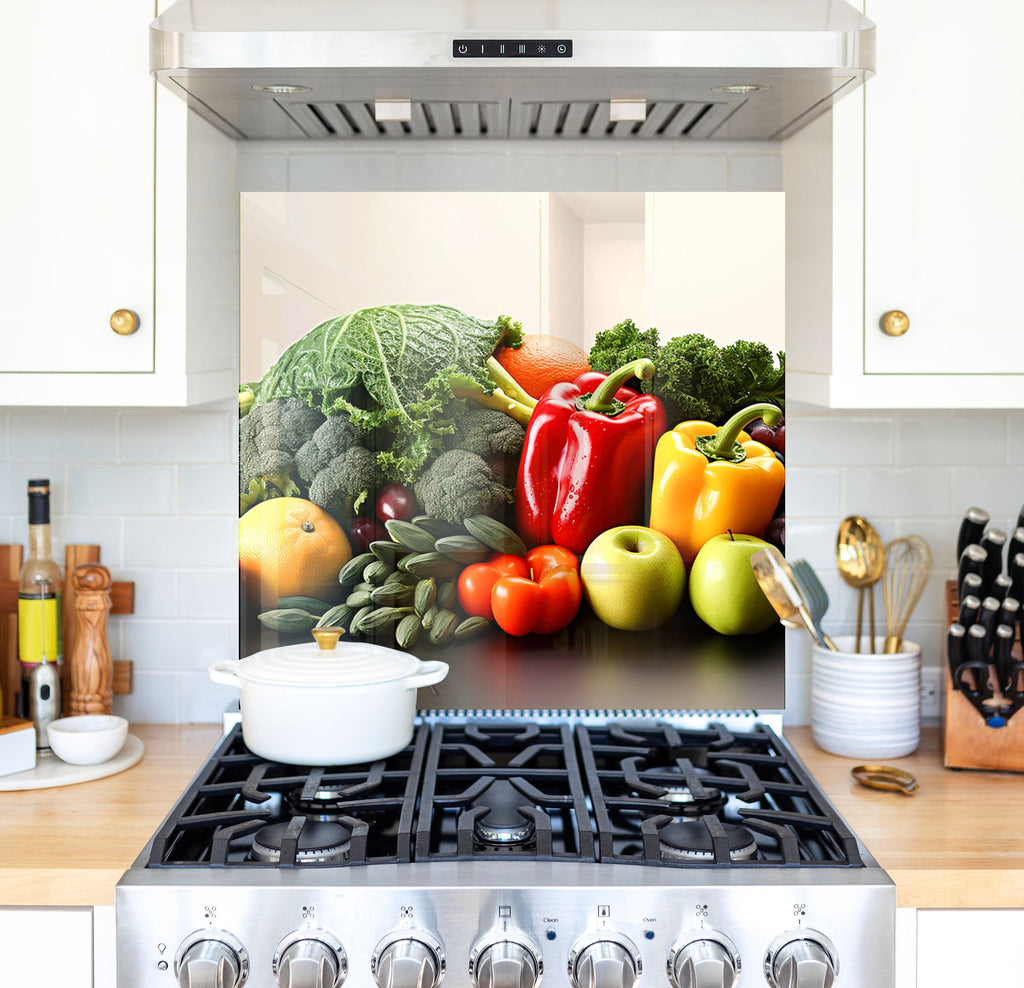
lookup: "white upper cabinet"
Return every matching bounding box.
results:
[0,1,236,407]
[785,0,1024,408]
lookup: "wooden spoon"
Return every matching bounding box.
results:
[836,516,886,652]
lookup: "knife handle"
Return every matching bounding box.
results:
[998,595,1020,631]
[990,573,1014,603]
[1008,527,1024,567]
[958,545,989,599]
[958,594,982,628]
[980,528,1008,587]
[978,596,1002,647]
[947,623,967,689]
[966,623,993,699]
[957,506,990,562]
[955,660,993,700]
[995,623,1016,694]
[1011,552,1024,604]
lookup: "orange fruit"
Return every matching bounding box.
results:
[239,497,352,610]
[495,334,591,400]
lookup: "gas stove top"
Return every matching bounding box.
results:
[118,715,895,987]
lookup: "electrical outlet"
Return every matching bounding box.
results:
[920,668,942,720]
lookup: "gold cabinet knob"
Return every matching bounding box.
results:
[109,309,140,336]
[880,310,910,337]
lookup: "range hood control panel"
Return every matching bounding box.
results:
[452,40,573,58]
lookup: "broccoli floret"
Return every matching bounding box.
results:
[588,318,660,374]
[239,397,325,509]
[414,449,512,525]
[447,408,526,460]
[294,415,367,485]
[307,446,381,521]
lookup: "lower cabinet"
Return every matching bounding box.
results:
[0,906,96,987]
[916,909,1020,986]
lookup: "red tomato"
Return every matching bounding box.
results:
[457,553,529,620]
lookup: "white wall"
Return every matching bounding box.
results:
[5,140,1013,724]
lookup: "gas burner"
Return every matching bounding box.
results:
[251,820,352,864]
[472,780,536,845]
[658,821,758,863]
[656,784,727,817]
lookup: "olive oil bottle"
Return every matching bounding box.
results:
[18,479,62,732]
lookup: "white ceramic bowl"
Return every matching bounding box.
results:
[47,715,128,765]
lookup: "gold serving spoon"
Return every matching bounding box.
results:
[836,516,886,652]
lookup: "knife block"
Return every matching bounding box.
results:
[943,580,1024,771]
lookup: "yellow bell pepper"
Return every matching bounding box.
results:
[649,403,785,566]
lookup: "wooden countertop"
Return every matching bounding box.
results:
[1,724,1021,909]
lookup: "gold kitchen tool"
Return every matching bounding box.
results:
[836,516,886,653]
[881,535,932,653]
[851,764,919,795]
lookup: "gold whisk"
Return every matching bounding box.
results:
[882,535,933,654]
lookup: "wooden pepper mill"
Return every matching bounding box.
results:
[69,563,113,715]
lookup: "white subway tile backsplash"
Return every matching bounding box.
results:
[116,569,180,619]
[290,153,398,191]
[113,671,181,724]
[397,153,508,191]
[0,465,67,514]
[728,153,783,191]
[949,468,1024,531]
[124,517,236,568]
[180,672,239,724]
[120,411,230,463]
[898,414,1007,465]
[10,412,117,463]
[843,467,952,518]
[180,465,238,515]
[782,466,840,518]
[789,414,894,466]
[508,153,618,190]
[178,569,239,620]
[122,619,237,672]
[68,465,176,515]
[617,153,728,191]
[35,517,125,569]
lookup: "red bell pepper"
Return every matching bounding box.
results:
[572,371,638,404]
[516,359,667,555]
[456,547,582,636]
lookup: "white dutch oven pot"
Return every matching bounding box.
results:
[209,629,448,765]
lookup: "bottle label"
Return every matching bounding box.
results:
[18,594,62,667]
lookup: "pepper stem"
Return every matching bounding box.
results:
[698,403,783,462]
[580,359,656,414]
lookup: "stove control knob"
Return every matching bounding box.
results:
[174,930,249,988]
[668,932,740,988]
[764,931,838,988]
[372,931,446,988]
[273,931,347,988]
[568,933,642,988]
[470,935,543,988]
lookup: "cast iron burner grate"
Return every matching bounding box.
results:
[142,720,863,870]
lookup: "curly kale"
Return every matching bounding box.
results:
[719,339,786,411]
[239,397,325,511]
[414,449,512,525]
[645,333,734,425]
[588,318,660,374]
[295,417,381,520]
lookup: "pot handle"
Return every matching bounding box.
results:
[208,660,242,689]
[405,660,449,691]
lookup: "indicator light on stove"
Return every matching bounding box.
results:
[371,931,445,988]
[667,932,740,988]
[273,930,347,988]
[763,931,838,988]
[174,930,249,988]
[568,933,641,988]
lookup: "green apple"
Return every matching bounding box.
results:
[580,526,686,631]
[688,532,778,636]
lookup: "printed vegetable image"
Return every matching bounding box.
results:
[515,359,667,556]
[457,547,582,636]
[648,403,786,566]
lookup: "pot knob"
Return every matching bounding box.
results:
[668,933,740,988]
[372,933,445,988]
[764,932,838,988]
[568,935,641,988]
[175,930,248,988]
[470,935,543,988]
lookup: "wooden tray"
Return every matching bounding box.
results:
[0,733,143,791]
[943,580,1024,771]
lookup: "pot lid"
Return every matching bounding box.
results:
[238,638,424,687]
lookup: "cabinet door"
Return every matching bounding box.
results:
[863,0,1024,375]
[0,0,154,373]
[0,907,94,988]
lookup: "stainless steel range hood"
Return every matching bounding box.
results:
[151,0,874,142]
